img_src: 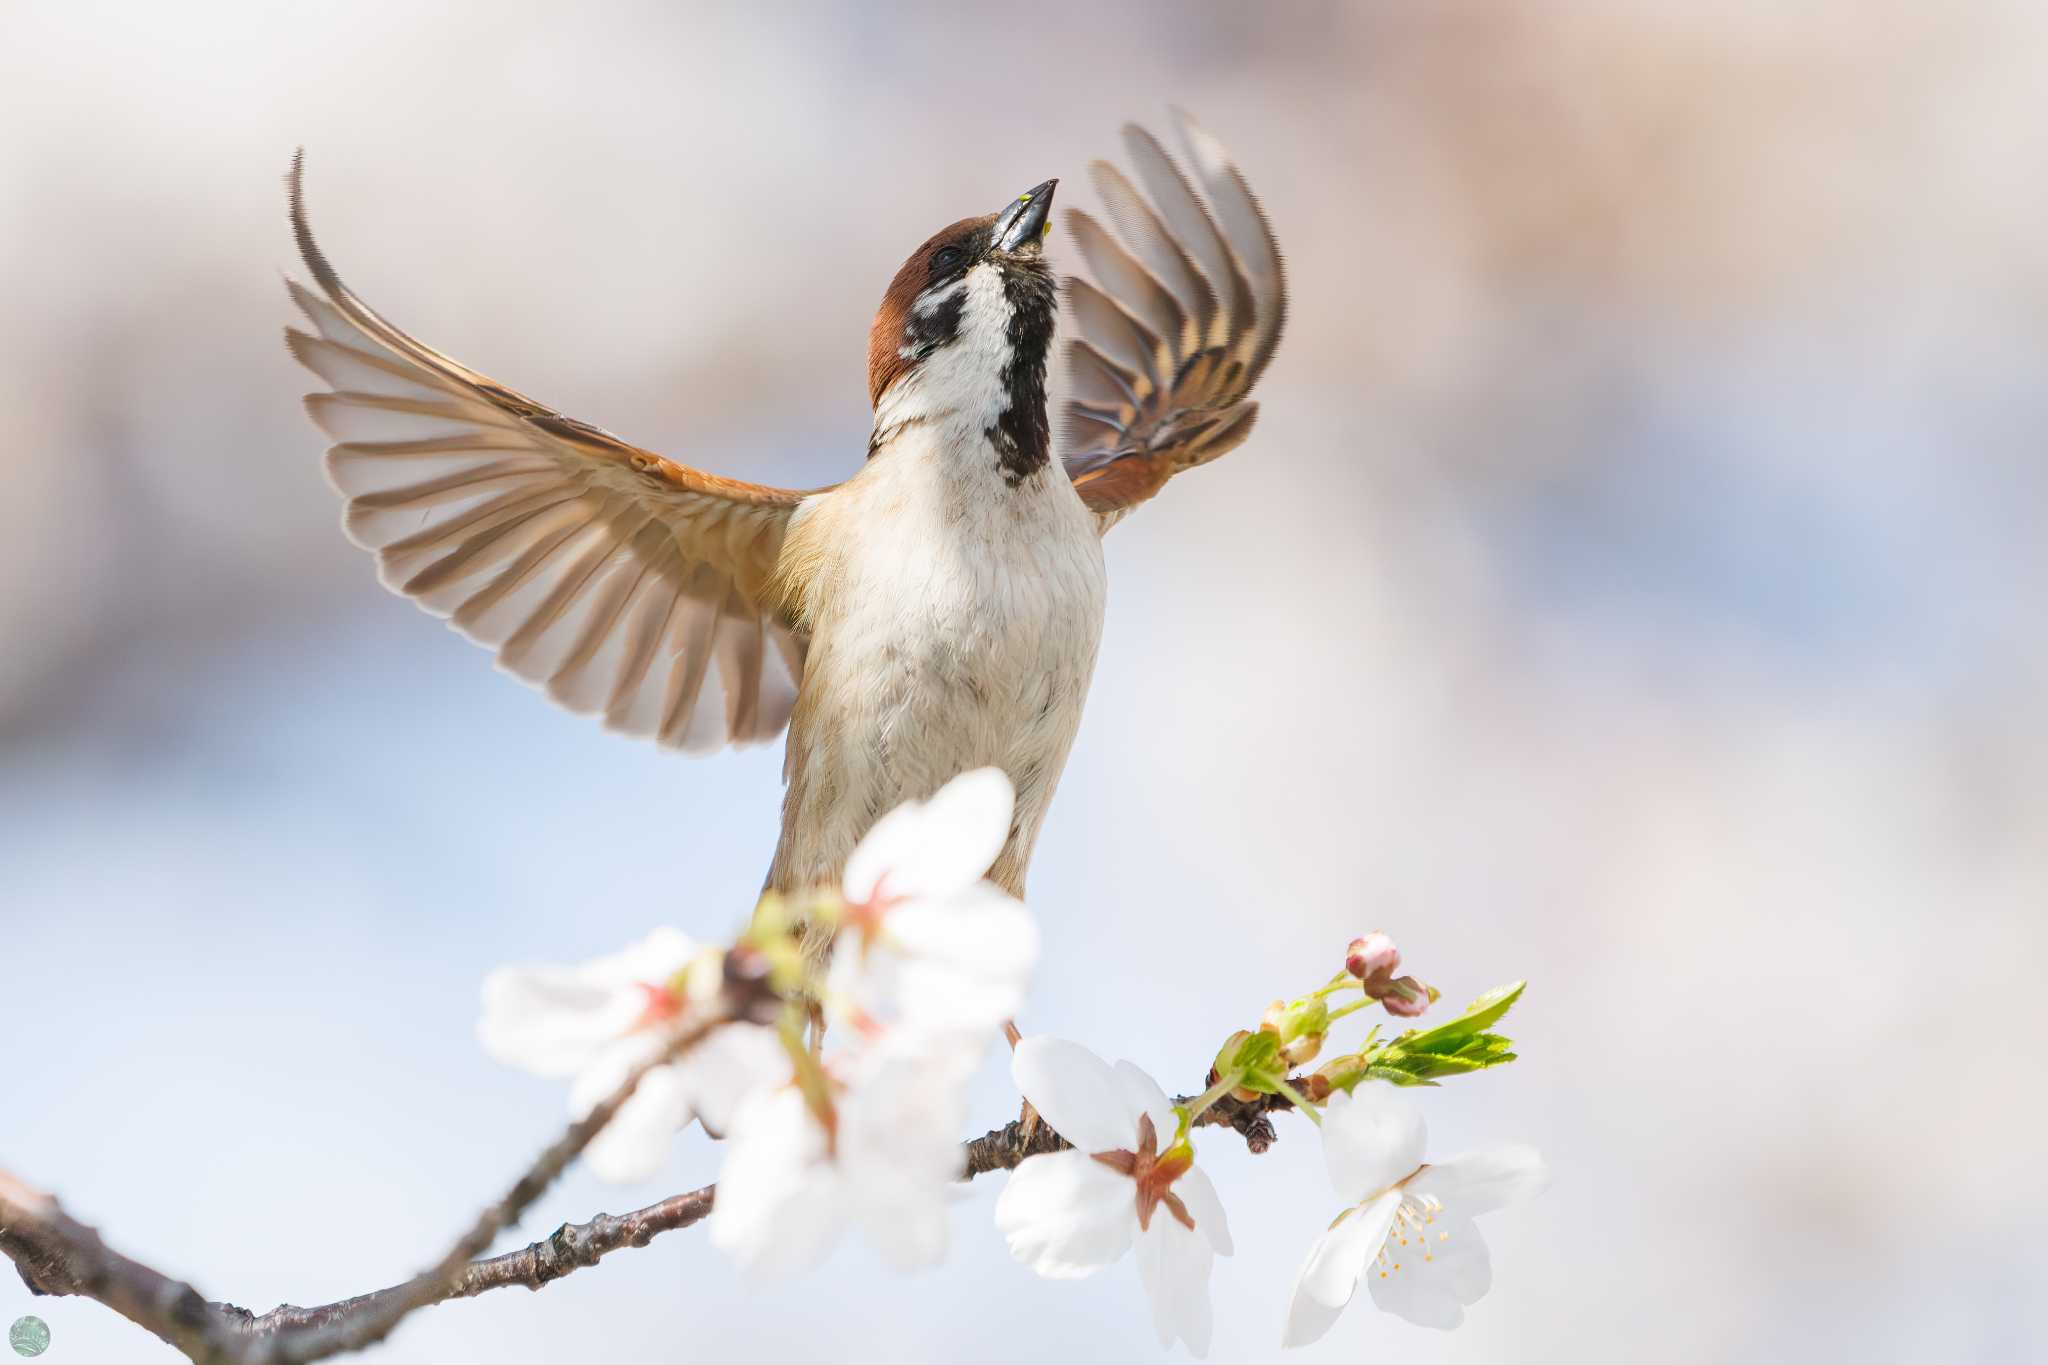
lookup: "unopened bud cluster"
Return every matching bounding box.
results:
[1345,932,1437,1018]
[1204,929,1468,1111]
[1262,995,1330,1066]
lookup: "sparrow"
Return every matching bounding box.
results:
[284,112,1285,910]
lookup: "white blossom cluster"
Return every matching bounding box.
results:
[477,769,1545,1353]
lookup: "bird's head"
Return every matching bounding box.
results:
[866,179,1059,477]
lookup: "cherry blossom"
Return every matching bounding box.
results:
[477,928,780,1181]
[707,1034,973,1274]
[827,767,1038,1040]
[707,769,1041,1273]
[1283,1084,1546,1345]
[996,1038,1233,1357]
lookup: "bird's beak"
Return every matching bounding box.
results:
[993,179,1057,253]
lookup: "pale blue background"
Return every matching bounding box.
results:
[5,2,2045,1361]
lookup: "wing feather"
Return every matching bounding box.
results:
[285,153,829,752]
[1061,115,1287,530]
[1066,339,1141,418]
[1065,278,1167,395]
[1067,211,1190,361]
[1088,162,1218,344]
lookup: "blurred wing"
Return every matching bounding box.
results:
[1060,112,1287,532]
[285,155,821,753]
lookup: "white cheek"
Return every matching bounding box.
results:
[913,277,968,317]
[898,277,969,360]
[881,263,1015,430]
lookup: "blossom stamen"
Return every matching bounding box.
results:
[1285,1086,1546,1346]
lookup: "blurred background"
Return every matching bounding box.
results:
[5,1,2045,1360]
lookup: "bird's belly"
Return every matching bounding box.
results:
[769,507,1106,897]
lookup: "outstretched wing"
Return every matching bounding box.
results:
[1060,112,1287,532]
[285,154,823,753]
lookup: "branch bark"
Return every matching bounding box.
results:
[4,1010,726,1365]
[960,1086,1292,1174]
[3,1060,1297,1362]
[211,1188,717,1336]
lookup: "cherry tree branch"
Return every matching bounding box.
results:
[210,1188,717,1335]
[961,1087,1293,1172]
[3,1058,1297,1362]
[3,1011,727,1364]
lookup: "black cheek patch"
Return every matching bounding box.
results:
[900,287,967,362]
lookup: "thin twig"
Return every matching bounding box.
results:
[257,1011,729,1365]
[959,1085,1293,1173]
[2,1063,1300,1361]
[3,1010,726,1364]
[212,1187,717,1337]
[2,1170,226,1361]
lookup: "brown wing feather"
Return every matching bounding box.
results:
[285,152,828,752]
[1060,114,1286,531]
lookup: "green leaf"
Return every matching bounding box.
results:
[1359,981,1526,1087]
[1456,980,1526,1033]
[1318,981,1527,1097]
[1362,1064,1439,1087]
[1389,982,1525,1056]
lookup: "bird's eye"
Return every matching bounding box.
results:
[933,246,965,269]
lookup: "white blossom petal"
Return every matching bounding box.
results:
[995,1150,1136,1277]
[674,1023,787,1137]
[842,768,1015,903]
[1406,1146,1549,1218]
[1175,1165,1233,1257]
[712,1033,967,1277]
[582,1065,693,1183]
[708,1086,843,1276]
[1280,1289,1343,1349]
[1321,1085,1428,1200]
[1134,1215,1216,1357]
[1111,1058,1178,1139]
[827,886,1038,1039]
[564,1032,666,1119]
[847,1127,959,1272]
[477,970,643,1076]
[840,1045,968,1270]
[476,928,697,1077]
[884,889,1038,1019]
[1296,1190,1400,1312]
[1366,1212,1489,1330]
[1430,1216,1492,1302]
[601,927,701,984]
[1011,1037,1134,1154]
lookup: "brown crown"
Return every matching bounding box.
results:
[866,214,995,407]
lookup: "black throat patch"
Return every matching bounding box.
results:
[988,265,1057,486]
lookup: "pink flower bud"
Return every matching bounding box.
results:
[1380,976,1432,1018]
[1346,933,1401,988]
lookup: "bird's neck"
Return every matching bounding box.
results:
[868,269,1052,486]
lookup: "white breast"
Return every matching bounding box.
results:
[767,413,1107,897]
